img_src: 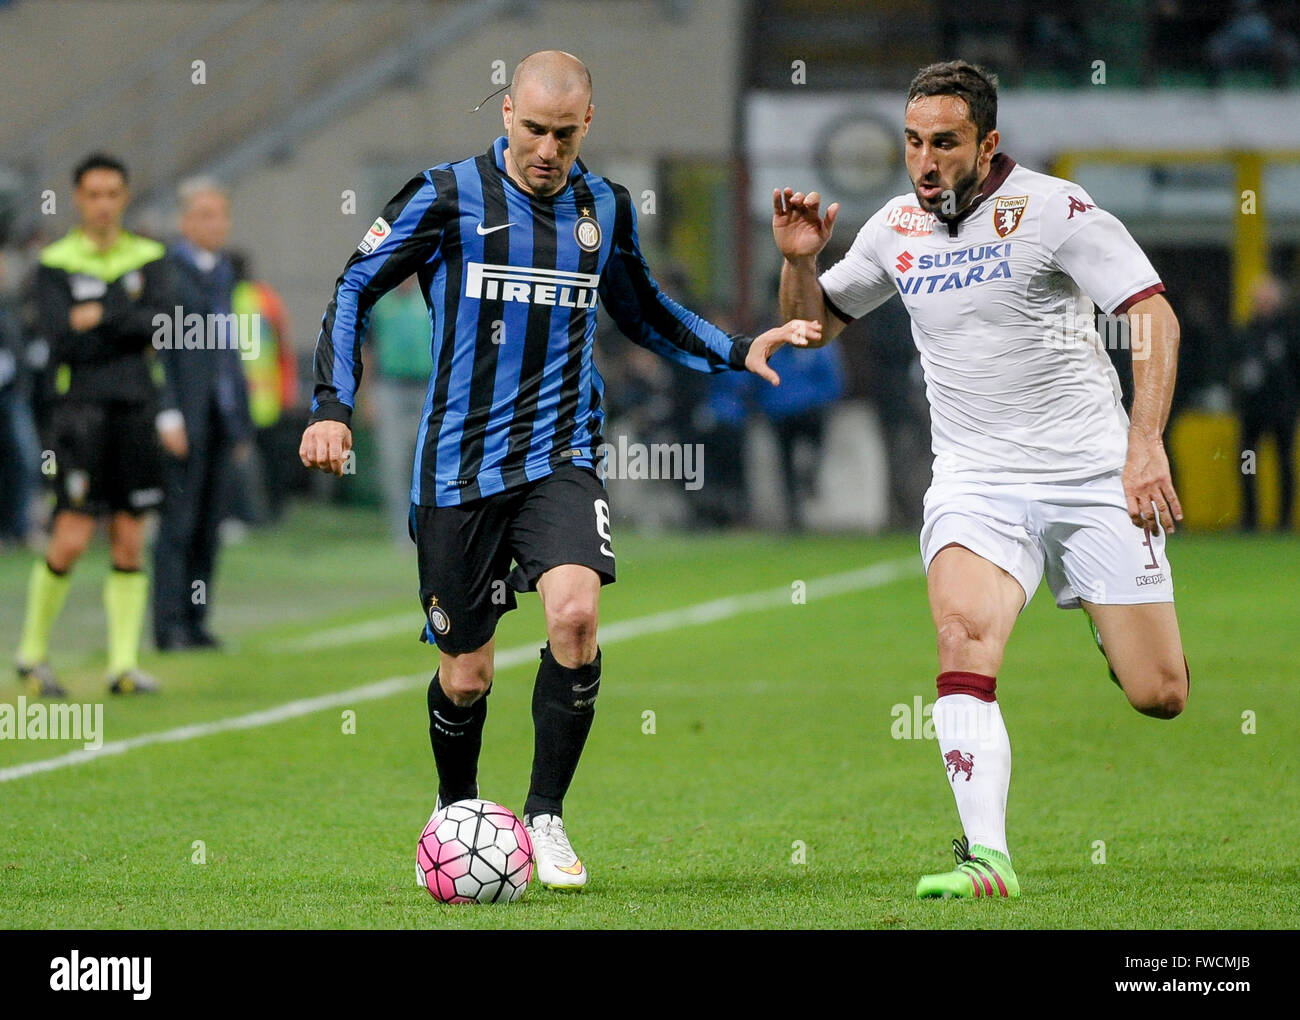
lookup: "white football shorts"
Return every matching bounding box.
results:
[919,469,1175,609]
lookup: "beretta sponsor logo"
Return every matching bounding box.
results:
[886,205,936,236]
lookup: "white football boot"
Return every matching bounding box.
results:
[526,813,587,892]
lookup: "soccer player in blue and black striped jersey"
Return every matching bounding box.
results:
[301,51,818,891]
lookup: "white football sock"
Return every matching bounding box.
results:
[933,692,1011,858]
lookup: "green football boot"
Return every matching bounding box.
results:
[916,836,1020,899]
[1087,616,1123,689]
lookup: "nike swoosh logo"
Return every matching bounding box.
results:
[556,860,585,875]
[475,221,514,235]
[571,679,600,694]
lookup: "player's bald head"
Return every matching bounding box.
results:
[510,50,592,104]
[501,51,593,197]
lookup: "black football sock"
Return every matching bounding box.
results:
[427,673,487,805]
[524,643,601,821]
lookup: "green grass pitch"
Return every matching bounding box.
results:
[1,506,1296,929]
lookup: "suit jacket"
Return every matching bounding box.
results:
[158,242,253,450]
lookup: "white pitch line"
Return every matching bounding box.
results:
[0,557,916,784]
[272,613,415,653]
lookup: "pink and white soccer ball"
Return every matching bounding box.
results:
[416,799,534,904]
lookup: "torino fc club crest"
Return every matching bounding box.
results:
[427,595,450,636]
[574,209,601,252]
[944,749,975,782]
[993,195,1029,238]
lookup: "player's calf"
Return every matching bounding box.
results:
[1082,602,1186,718]
[1116,657,1189,719]
[45,511,96,573]
[426,648,493,807]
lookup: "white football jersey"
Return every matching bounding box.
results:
[819,154,1164,481]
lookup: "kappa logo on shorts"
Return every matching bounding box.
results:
[427,595,451,636]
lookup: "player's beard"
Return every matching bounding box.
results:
[915,156,982,221]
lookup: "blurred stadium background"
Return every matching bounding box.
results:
[2,0,1298,542]
[1,0,1298,931]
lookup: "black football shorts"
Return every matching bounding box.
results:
[409,464,616,654]
[48,399,163,516]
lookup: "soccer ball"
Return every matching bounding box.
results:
[416,799,534,904]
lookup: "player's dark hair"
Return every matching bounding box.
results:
[906,61,998,141]
[73,152,129,186]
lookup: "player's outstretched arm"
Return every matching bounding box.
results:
[600,183,757,375]
[299,419,353,477]
[1123,293,1182,533]
[745,318,823,386]
[773,187,844,346]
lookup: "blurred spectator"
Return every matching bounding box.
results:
[1025,8,1085,72]
[756,341,845,531]
[690,306,750,528]
[605,342,677,438]
[1231,274,1299,530]
[1170,289,1229,415]
[226,251,298,524]
[856,298,931,530]
[367,275,431,544]
[1151,0,1228,76]
[10,230,57,539]
[691,368,750,528]
[1208,0,1299,84]
[153,177,253,650]
[0,278,33,545]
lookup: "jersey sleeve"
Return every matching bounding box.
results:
[34,265,79,363]
[310,172,446,426]
[817,210,897,323]
[1042,187,1164,315]
[599,184,751,373]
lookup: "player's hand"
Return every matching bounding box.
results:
[1122,433,1182,533]
[772,188,839,261]
[69,302,103,332]
[745,319,824,386]
[299,420,353,476]
[158,423,188,459]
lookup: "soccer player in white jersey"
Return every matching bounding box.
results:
[774,60,1190,898]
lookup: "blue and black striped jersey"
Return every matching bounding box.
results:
[310,135,753,506]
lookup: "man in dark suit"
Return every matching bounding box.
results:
[1233,274,1299,530]
[153,177,253,650]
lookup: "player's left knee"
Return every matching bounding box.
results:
[545,597,598,663]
